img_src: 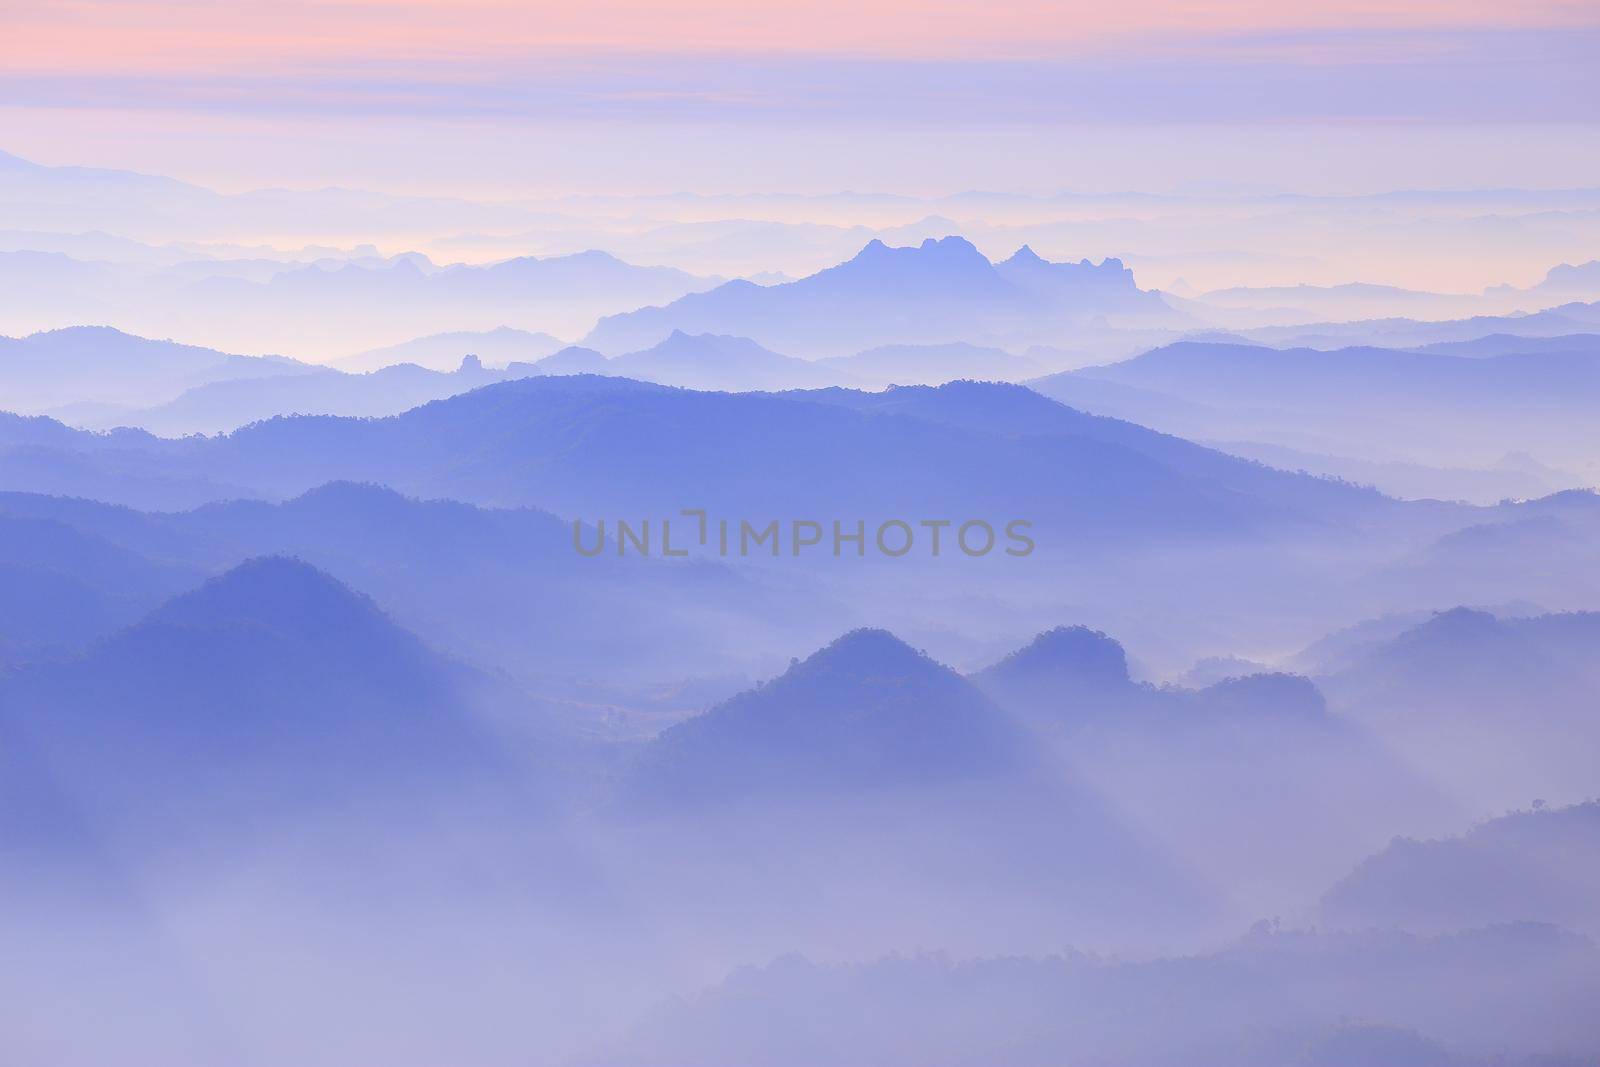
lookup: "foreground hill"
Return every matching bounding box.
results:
[608,628,1214,953]
[0,557,547,841]
[628,629,1027,802]
[971,625,1457,915]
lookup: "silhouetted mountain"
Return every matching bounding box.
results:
[1319,608,1600,811]
[0,375,1463,687]
[524,344,611,375]
[1486,261,1600,306]
[177,248,722,357]
[629,629,1027,803]
[994,245,1162,309]
[1195,671,1329,721]
[0,412,260,509]
[0,481,810,700]
[971,625,1131,712]
[817,341,1041,385]
[585,237,1179,357]
[613,628,1213,950]
[1241,299,1600,351]
[1193,281,1477,322]
[2,558,527,835]
[1370,492,1600,606]
[0,506,202,658]
[1412,332,1600,358]
[0,507,195,599]
[1035,340,1600,474]
[340,326,566,372]
[608,924,1600,1067]
[1205,438,1559,505]
[792,378,1387,521]
[100,355,523,435]
[2,375,1382,541]
[1097,338,1600,401]
[608,331,845,391]
[1322,801,1600,936]
[0,326,307,413]
[971,626,1456,915]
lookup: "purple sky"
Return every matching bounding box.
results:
[1,2,1596,195]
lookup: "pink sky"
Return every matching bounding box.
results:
[2,0,1597,196]
[7,0,1599,71]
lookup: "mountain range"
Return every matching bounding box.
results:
[0,557,544,844]
[0,326,308,415]
[584,238,1182,357]
[0,480,817,701]
[1032,339,1600,481]
[0,232,719,359]
[970,625,1457,914]
[1322,800,1600,937]
[1318,607,1600,812]
[340,326,567,372]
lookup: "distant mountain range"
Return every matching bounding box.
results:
[1368,489,1600,610]
[11,325,1088,435]
[1175,264,1600,328]
[1485,261,1600,307]
[340,326,567,372]
[1032,339,1600,480]
[1235,299,1600,351]
[0,235,719,359]
[0,326,308,414]
[817,341,1044,385]
[1187,281,1483,324]
[584,238,1183,357]
[594,331,846,392]
[184,249,717,355]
